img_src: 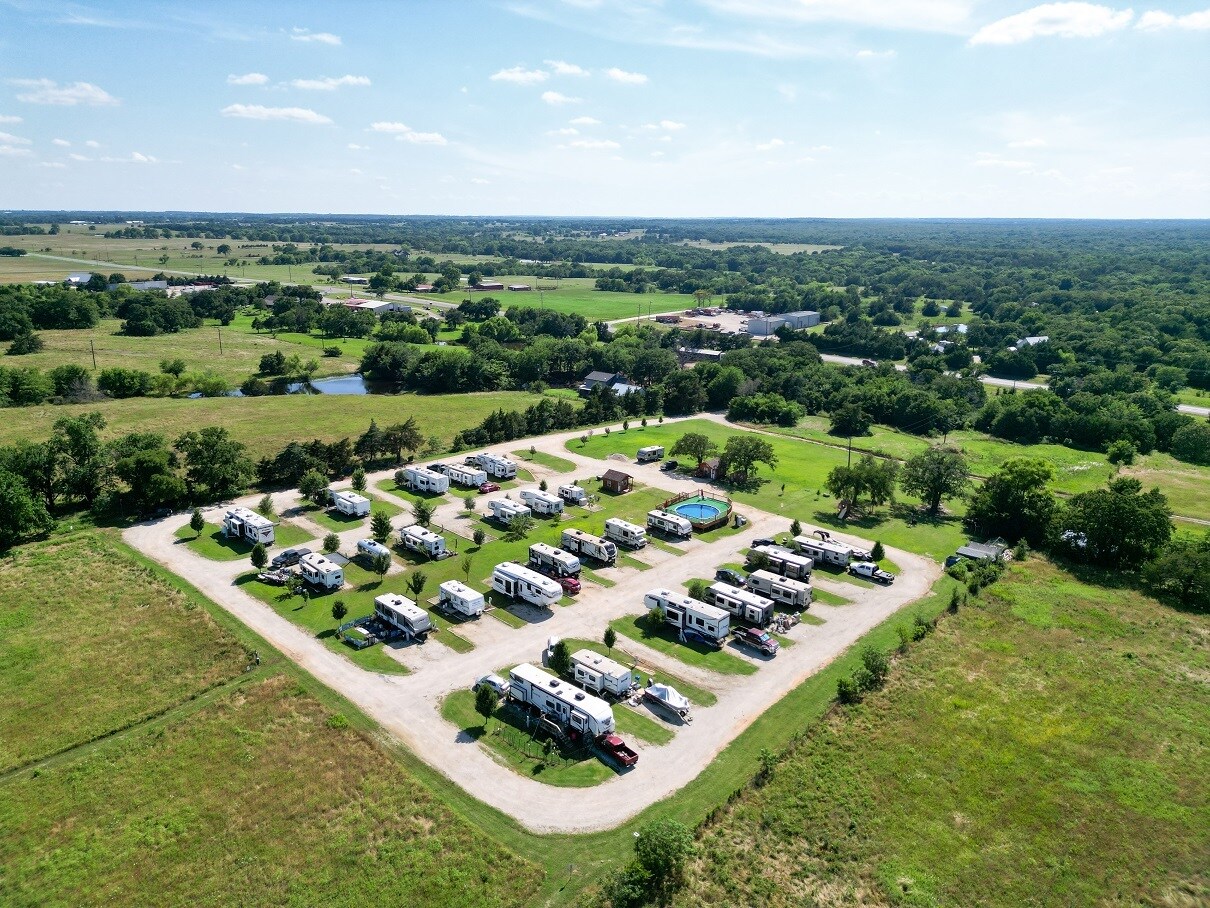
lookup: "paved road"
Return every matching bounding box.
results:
[125,419,939,833]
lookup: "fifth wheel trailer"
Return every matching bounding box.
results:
[647,509,692,538]
[518,489,564,516]
[299,552,344,590]
[446,463,488,488]
[507,662,616,739]
[528,542,581,578]
[437,580,485,618]
[750,544,814,581]
[793,535,853,567]
[400,524,447,558]
[644,588,729,647]
[604,518,647,548]
[373,593,432,640]
[488,499,531,525]
[560,528,617,565]
[746,569,812,610]
[402,465,450,495]
[330,489,371,518]
[221,507,275,545]
[705,582,776,628]
[491,561,563,607]
[570,649,635,698]
[473,452,518,480]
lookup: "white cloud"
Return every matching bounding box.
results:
[471,177,490,184]
[1137,8,1210,29]
[69,152,90,161]
[542,91,582,105]
[85,140,100,148]
[39,161,67,168]
[777,84,798,102]
[855,48,897,59]
[347,142,367,150]
[10,79,118,106]
[220,104,333,124]
[970,3,1134,45]
[349,167,362,175]
[490,66,549,85]
[605,67,648,84]
[565,138,621,149]
[228,72,269,86]
[369,121,411,133]
[807,144,833,152]
[1008,136,1048,148]
[570,116,601,125]
[0,131,31,145]
[0,145,32,157]
[0,115,22,123]
[756,138,787,151]
[974,153,1032,168]
[130,152,157,163]
[291,28,341,45]
[548,127,581,136]
[52,138,71,147]
[701,0,972,32]
[545,59,589,76]
[290,75,371,90]
[399,131,447,145]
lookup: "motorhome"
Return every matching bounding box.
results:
[746,569,813,610]
[299,552,344,590]
[474,452,518,480]
[402,465,450,495]
[356,538,391,560]
[750,544,814,581]
[604,517,647,548]
[644,588,729,647]
[488,499,532,525]
[399,524,447,558]
[518,489,564,516]
[491,562,563,607]
[373,593,432,640]
[330,489,371,518]
[647,509,692,538]
[446,464,488,488]
[221,507,275,545]
[507,663,615,738]
[793,535,853,567]
[437,580,485,618]
[570,649,634,698]
[560,528,617,564]
[528,543,581,578]
[706,582,776,628]
[557,484,587,505]
[637,445,665,463]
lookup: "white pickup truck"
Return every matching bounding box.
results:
[849,561,896,584]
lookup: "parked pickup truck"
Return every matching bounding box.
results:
[733,626,780,656]
[849,561,896,584]
[598,734,639,767]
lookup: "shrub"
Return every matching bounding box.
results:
[7,331,43,355]
[1106,439,1137,466]
[257,494,275,517]
[871,540,885,561]
[251,542,267,569]
[472,528,486,546]
[323,345,342,357]
[323,532,340,553]
[789,518,802,538]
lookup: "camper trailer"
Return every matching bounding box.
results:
[488,499,532,525]
[507,663,615,738]
[474,452,518,480]
[399,524,447,558]
[221,507,275,545]
[557,484,587,505]
[644,588,730,647]
[446,464,488,488]
[402,465,450,495]
[491,562,563,608]
[570,649,634,698]
[528,543,581,578]
[299,552,344,590]
[518,489,564,516]
[330,489,371,518]
[356,538,391,560]
[373,593,432,640]
[746,569,813,610]
[604,517,647,548]
[750,544,814,581]
[647,509,692,538]
[560,528,617,565]
[793,535,852,567]
[637,445,665,463]
[437,580,485,618]
[706,582,776,628]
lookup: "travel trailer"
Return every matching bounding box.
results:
[356,539,391,560]
[647,509,692,538]
[570,648,634,698]
[402,465,450,495]
[446,464,488,488]
[399,524,447,558]
[437,580,485,618]
[473,452,518,480]
[793,535,854,567]
[491,562,563,607]
[746,569,812,610]
[528,543,581,578]
[507,663,615,738]
[330,489,371,518]
[644,588,729,647]
[604,517,647,548]
[518,488,564,516]
[750,544,814,581]
[221,507,275,545]
[488,499,532,525]
[373,593,432,640]
[560,528,617,564]
[706,582,776,628]
[636,445,665,463]
[299,552,344,590]
[557,484,587,505]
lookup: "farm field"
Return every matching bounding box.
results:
[681,559,1210,907]
[676,240,843,254]
[414,277,694,321]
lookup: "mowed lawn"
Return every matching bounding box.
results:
[415,277,693,321]
[0,534,248,774]
[682,559,1210,907]
[0,676,542,908]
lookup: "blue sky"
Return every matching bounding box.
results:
[0,0,1207,217]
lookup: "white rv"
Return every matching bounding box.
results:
[507,663,615,738]
[750,544,814,581]
[299,552,344,590]
[373,593,432,639]
[571,649,634,698]
[557,484,587,505]
[747,569,812,610]
[447,464,488,488]
[647,509,692,538]
[560,528,617,565]
[604,517,647,549]
[491,562,563,607]
[437,580,485,618]
[222,507,275,544]
[403,465,450,495]
[637,445,665,463]
[518,489,564,516]
[356,538,391,560]
[488,499,531,525]
[794,535,852,567]
[399,524,446,558]
[644,588,730,647]
[330,489,371,518]
[474,452,518,480]
[528,543,581,578]
[706,582,776,627]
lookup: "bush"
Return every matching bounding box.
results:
[323,345,343,357]
[472,527,486,546]
[871,540,885,561]
[7,331,43,355]
[323,532,340,553]
[257,494,275,517]
[1106,439,1137,466]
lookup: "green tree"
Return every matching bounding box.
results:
[323,532,340,553]
[899,447,970,515]
[503,513,534,542]
[1056,477,1173,568]
[789,518,802,538]
[871,540,885,561]
[189,507,206,538]
[371,552,392,578]
[1106,439,1137,467]
[299,469,329,506]
[474,684,499,727]
[383,417,424,464]
[1143,532,1210,609]
[669,432,717,466]
[257,493,275,517]
[160,357,186,377]
[174,426,252,500]
[472,527,486,547]
[604,626,617,654]
[687,578,708,601]
[964,457,1056,546]
[407,569,428,598]
[463,494,476,513]
[720,435,777,480]
[411,499,435,527]
[1169,423,1210,465]
[633,819,695,903]
[331,599,347,623]
[251,542,267,569]
[548,639,572,676]
[351,466,367,493]
[460,553,474,583]
[830,403,871,437]
[0,468,54,549]
[370,510,393,543]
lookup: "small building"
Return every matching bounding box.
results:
[782,310,821,330]
[601,469,633,494]
[677,347,723,363]
[697,457,722,481]
[473,280,505,291]
[578,371,633,397]
[748,316,788,337]
[66,272,93,285]
[507,283,531,291]
[955,539,1008,562]
[414,283,435,292]
[124,279,169,291]
[341,276,370,285]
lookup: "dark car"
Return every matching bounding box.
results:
[661,459,680,472]
[598,734,639,767]
[751,538,775,549]
[715,567,746,587]
[428,462,449,474]
[734,627,779,656]
[270,547,311,569]
[479,481,500,494]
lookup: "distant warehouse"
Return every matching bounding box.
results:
[748,316,787,337]
[782,310,821,329]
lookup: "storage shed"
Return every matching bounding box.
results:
[601,469,633,494]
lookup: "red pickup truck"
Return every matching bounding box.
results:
[599,734,639,767]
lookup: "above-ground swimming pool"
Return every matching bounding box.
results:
[669,494,733,530]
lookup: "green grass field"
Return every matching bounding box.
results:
[682,559,1210,907]
[558,637,717,707]
[172,520,314,560]
[512,448,577,473]
[610,612,758,676]
[417,277,693,321]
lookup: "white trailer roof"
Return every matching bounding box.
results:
[332,489,370,506]
[522,489,562,504]
[374,593,427,623]
[571,648,629,678]
[226,507,273,529]
[748,569,810,592]
[510,663,614,724]
[402,524,443,542]
[494,561,562,595]
[439,580,482,600]
[301,552,342,574]
[710,582,774,609]
[606,517,645,533]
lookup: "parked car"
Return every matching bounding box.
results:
[862,358,879,367]
[270,547,311,569]
[715,567,746,587]
[598,733,639,767]
[474,673,510,698]
[428,462,449,474]
[849,561,896,584]
[557,576,582,595]
[734,626,780,656]
[478,481,501,494]
[751,538,775,549]
[662,459,680,472]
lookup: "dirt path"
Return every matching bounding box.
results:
[124,419,939,833]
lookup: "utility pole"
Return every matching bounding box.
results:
[847,435,853,467]
[217,326,223,355]
[89,339,97,370]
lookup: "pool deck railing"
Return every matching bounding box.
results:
[661,489,734,532]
